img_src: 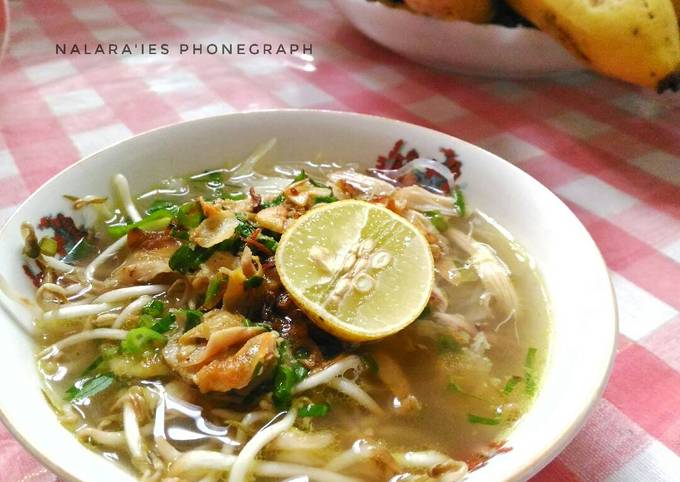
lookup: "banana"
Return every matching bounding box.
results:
[404,0,493,23]
[506,0,680,91]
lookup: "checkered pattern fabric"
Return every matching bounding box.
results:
[0,1,679,481]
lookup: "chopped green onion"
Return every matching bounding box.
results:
[244,275,263,289]
[272,342,308,410]
[293,170,308,182]
[525,347,537,368]
[234,214,278,253]
[151,313,176,334]
[298,402,330,417]
[83,356,104,375]
[205,275,226,304]
[425,210,448,232]
[215,236,240,253]
[436,335,461,354]
[313,195,338,204]
[257,234,278,253]
[467,414,501,425]
[177,201,204,229]
[146,200,179,216]
[65,373,114,402]
[224,192,247,201]
[235,213,255,237]
[503,376,523,395]
[142,299,164,318]
[137,314,155,329]
[272,365,297,410]
[108,209,174,238]
[453,186,466,217]
[99,343,119,359]
[121,327,166,354]
[525,347,538,395]
[293,364,308,381]
[261,193,284,209]
[171,227,190,240]
[169,244,212,274]
[39,237,58,256]
[182,309,203,332]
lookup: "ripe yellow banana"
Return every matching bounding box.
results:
[404,0,493,23]
[506,0,680,91]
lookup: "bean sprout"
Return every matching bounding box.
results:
[113,174,142,222]
[41,303,114,321]
[85,234,128,282]
[270,429,335,451]
[40,254,75,274]
[255,460,360,482]
[77,427,126,449]
[327,378,384,416]
[293,355,363,393]
[38,328,128,358]
[228,410,296,482]
[124,399,143,460]
[170,450,360,482]
[95,285,167,303]
[112,295,152,329]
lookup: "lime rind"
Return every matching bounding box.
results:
[276,200,434,341]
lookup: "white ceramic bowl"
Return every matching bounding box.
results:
[331,0,583,78]
[0,110,616,481]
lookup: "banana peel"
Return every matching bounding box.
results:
[506,0,680,92]
[404,0,494,22]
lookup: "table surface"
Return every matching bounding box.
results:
[1,1,679,481]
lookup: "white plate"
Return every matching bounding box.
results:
[331,0,584,78]
[0,110,616,481]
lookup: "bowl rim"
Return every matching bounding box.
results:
[0,109,618,482]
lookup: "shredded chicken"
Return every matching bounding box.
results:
[254,205,294,234]
[189,251,239,293]
[163,310,278,393]
[328,170,395,200]
[283,179,333,208]
[111,229,180,286]
[195,331,279,393]
[391,185,458,216]
[370,349,421,415]
[190,198,250,248]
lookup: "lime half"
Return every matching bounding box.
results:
[276,200,434,342]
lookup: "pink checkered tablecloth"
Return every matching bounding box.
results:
[1,0,679,481]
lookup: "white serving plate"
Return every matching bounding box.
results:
[331,0,584,78]
[0,110,616,481]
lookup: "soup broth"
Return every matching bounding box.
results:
[26,141,550,482]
